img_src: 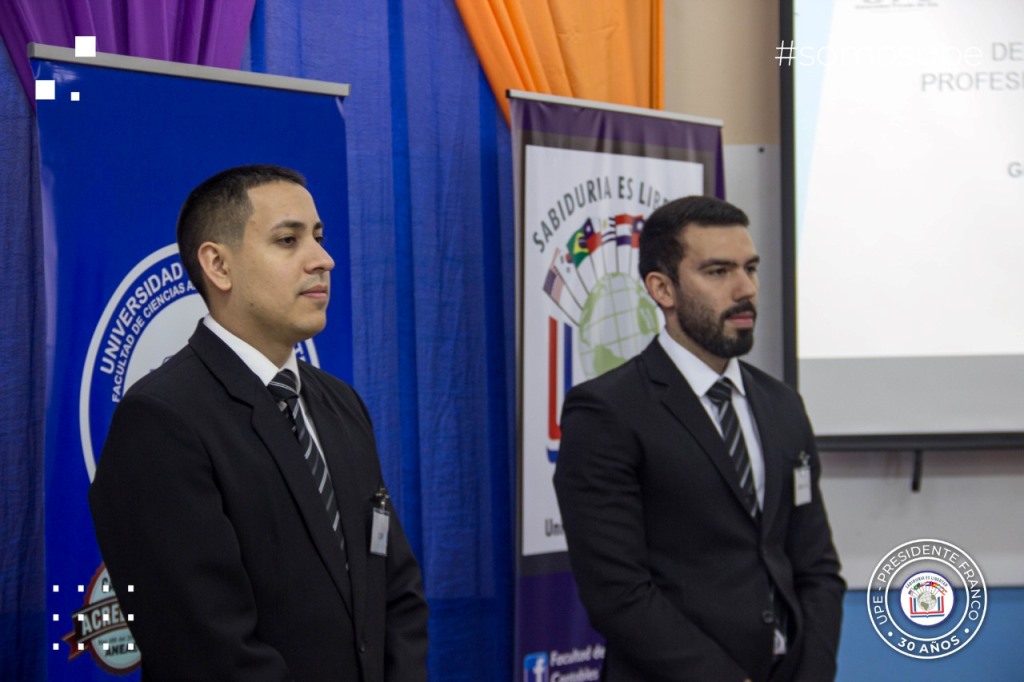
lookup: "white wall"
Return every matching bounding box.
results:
[722,144,782,380]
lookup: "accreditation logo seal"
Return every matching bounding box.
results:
[80,244,321,482]
[867,538,987,659]
[61,564,140,674]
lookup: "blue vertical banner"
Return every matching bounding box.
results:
[510,92,724,681]
[33,46,351,680]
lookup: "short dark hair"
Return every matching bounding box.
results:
[638,195,749,284]
[176,164,306,301]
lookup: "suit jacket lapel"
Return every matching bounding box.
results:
[188,323,354,615]
[642,341,758,525]
[741,364,786,536]
[300,369,366,627]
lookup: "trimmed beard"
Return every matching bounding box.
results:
[675,287,756,359]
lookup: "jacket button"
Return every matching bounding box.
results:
[359,642,366,653]
[762,610,775,624]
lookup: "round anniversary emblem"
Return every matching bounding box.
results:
[80,244,320,482]
[866,538,987,659]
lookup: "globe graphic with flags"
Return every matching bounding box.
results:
[578,273,659,379]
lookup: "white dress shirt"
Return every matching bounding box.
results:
[203,315,326,454]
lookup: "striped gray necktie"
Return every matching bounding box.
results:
[706,378,759,518]
[707,378,789,650]
[268,370,346,555]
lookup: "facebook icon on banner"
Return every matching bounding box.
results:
[523,652,549,682]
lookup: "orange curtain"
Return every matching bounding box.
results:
[454,0,663,122]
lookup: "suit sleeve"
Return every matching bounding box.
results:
[553,384,751,682]
[348,389,429,682]
[90,393,292,682]
[785,399,845,682]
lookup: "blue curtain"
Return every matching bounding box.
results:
[0,0,515,679]
[0,39,47,681]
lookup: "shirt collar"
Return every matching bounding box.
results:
[657,328,746,398]
[203,315,301,390]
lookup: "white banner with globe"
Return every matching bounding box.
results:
[520,144,705,556]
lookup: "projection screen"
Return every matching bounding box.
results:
[783,0,1024,447]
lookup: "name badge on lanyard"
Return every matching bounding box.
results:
[371,486,390,556]
[794,451,812,507]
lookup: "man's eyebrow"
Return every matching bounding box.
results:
[697,255,761,269]
[271,220,324,231]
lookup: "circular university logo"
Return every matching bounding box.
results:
[867,538,987,659]
[544,213,660,382]
[900,571,954,626]
[80,244,320,482]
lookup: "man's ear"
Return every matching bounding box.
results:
[644,271,676,310]
[197,242,232,294]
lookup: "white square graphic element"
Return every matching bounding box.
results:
[71,92,80,102]
[35,80,55,101]
[75,36,96,57]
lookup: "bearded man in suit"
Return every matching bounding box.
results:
[553,195,844,682]
[90,164,428,681]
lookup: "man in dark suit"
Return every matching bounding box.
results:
[553,196,844,682]
[90,164,428,681]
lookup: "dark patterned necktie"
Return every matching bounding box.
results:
[268,370,345,554]
[707,378,788,651]
[706,378,759,518]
